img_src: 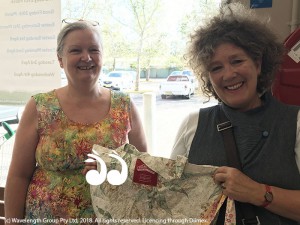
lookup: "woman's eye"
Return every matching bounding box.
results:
[232,59,243,64]
[210,66,222,72]
[91,49,100,53]
[69,49,80,53]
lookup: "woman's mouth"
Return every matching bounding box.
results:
[226,82,243,90]
[78,66,94,70]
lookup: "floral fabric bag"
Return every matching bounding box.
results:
[89,144,236,225]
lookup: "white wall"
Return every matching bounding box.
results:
[233,0,300,41]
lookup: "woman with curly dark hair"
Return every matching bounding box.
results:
[171,3,300,224]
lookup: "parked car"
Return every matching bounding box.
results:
[170,70,198,89]
[170,70,192,76]
[102,71,134,91]
[159,73,195,99]
[0,105,24,123]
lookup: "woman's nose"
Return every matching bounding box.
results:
[223,65,237,81]
[81,51,92,62]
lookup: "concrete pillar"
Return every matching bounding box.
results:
[143,92,156,155]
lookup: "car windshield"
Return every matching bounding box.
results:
[170,71,182,76]
[182,71,192,75]
[167,75,188,81]
[108,73,122,78]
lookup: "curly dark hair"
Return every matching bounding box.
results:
[185,3,285,101]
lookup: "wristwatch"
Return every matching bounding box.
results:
[261,184,273,208]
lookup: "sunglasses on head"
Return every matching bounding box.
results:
[62,18,99,26]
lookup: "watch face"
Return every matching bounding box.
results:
[265,192,273,202]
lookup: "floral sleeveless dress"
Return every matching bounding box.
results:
[25,90,131,224]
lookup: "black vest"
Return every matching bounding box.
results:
[189,93,300,224]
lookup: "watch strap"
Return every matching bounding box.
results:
[261,184,273,208]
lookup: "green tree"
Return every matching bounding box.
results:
[99,0,131,71]
[179,0,220,39]
[108,0,163,90]
[62,0,103,19]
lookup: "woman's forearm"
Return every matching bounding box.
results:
[4,177,31,224]
[264,186,300,222]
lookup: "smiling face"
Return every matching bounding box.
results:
[208,43,262,111]
[58,28,103,86]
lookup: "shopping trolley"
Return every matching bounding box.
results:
[0,122,16,187]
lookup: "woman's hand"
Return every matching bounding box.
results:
[213,166,265,206]
[82,158,97,175]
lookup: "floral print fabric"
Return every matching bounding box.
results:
[90,144,236,225]
[25,90,131,224]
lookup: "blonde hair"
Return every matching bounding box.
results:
[56,21,103,57]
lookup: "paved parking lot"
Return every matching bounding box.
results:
[130,79,217,158]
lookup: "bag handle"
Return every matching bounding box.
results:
[217,106,261,225]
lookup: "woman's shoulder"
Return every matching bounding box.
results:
[182,104,219,125]
[178,110,200,135]
[32,90,55,100]
[110,90,130,105]
[187,109,200,122]
[270,93,300,112]
[32,90,58,107]
[111,90,129,98]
